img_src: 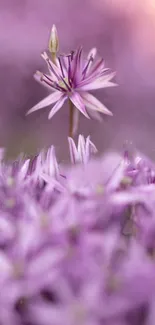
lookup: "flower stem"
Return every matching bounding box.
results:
[51,53,57,65]
[69,100,74,138]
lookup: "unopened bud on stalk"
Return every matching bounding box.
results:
[49,24,59,63]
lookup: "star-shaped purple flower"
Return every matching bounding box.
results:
[27,26,116,124]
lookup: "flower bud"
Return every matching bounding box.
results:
[49,24,59,54]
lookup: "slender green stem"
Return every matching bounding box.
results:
[69,100,74,138]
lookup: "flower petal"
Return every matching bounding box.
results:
[77,135,86,162]
[79,72,116,91]
[85,48,97,74]
[33,71,57,91]
[27,91,62,115]
[87,47,97,61]
[85,136,98,159]
[80,92,113,116]
[70,92,90,118]
[68,137,78,164]
[41,52,61,80]
[71,47,83,82]
[46,146,59,178]
[48,95,67,119]
[87,109,103,122]
[87,57,105,78]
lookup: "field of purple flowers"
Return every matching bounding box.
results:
[1,134,155,324]
[1,1,155,324]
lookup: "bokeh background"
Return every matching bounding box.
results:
[1,0,155,160]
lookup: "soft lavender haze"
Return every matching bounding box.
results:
[1,0,155,159]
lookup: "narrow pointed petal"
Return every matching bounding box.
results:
[59,56,68,77]
[77,134,85,152]
[101,71,116,80]
[85,135,91,160]
[87,109,103,122]
[34,71,56,90]
[41,52,61,79]
[79,80,117,91]
[87,47,97,60]
[48,95,67,119]
[70,47,83,82]
[81,92,113,116]
[46,146,59,178]
[20,159,30,180]
[105,81,117,87]
[79,72,116,91]
[85,137,98,159]
[26,91,62,115]
[85,48,97,74]
[87,57,105,78]
[78,135,86,162]
[68,137,78,164]
[70,92,90,118]
[34,70,43,83]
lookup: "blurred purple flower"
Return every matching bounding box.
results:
[0,138,154,324]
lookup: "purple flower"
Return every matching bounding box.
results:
[27,26,115,121]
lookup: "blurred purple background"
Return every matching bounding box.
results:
[1,0,155,160]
